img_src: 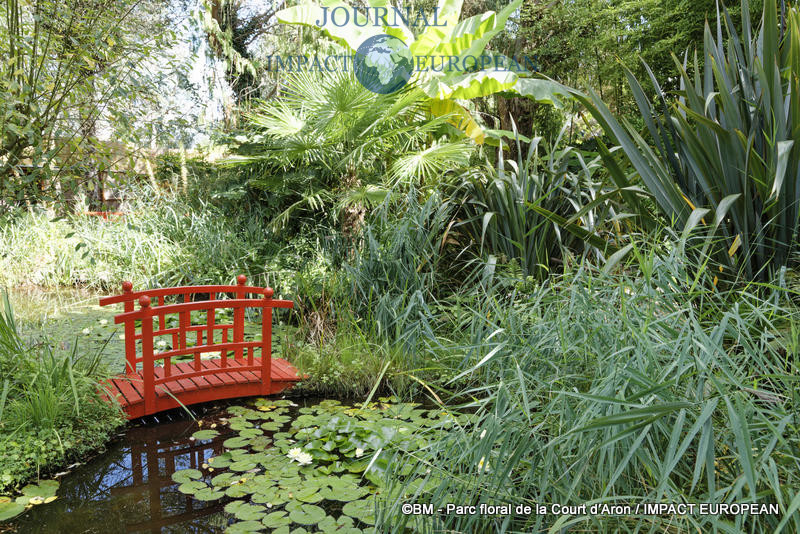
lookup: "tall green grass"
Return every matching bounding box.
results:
[0,188,287,291]
[336,189,459,355]
[375,247,800,533]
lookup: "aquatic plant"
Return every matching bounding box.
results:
[0,292,124,495]
[171,398,465,533]
[0,480,59,521]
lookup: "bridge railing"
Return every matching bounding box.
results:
[100,276,293,414]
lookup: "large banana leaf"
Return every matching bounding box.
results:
[277,0,559,104]
[508,78,569,107]
[419,69,518,99]
[276,1,384,51]
[428,98,485,143]
[361,0,415,43]
[451,0,521,61]
[420,10,497,58]
[276,0,569,152]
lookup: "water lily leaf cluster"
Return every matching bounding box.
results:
[0,480,59,521]
[170,398,467,533]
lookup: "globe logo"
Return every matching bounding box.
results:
[354,34,413,94]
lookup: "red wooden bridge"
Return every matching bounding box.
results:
[99,276,303,419]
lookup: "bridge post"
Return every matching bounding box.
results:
[139,296,155,415]
[122,281,137,376]
[261,288,273,395]
[234,275,246,360]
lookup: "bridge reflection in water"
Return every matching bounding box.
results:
[11,411,232,533]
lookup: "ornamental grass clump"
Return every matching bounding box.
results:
[377,251,800,533]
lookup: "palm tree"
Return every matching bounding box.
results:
[226,66,474,234]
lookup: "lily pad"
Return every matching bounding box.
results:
[318,514,355,533]
[327,486,369,502]
[263,413,291,424]
[0,501,26,521]
[229,460,258,472]
[223,436,252,448]
[342,500,376,525]
[211,472,238,487]
[251,486,289,507]
[229,418,254,431]
[262,510,292,528]
[194,487,225,501]
[174,398,453,533]
[293,485,323,503]
[20,480,59,499]
[208,452,233,467]
[177,480,208,495]
[239,428,263,438]
[249,436,273,452]
[225,501,266,521]
[192,429,220,440]
[172,469,203,484]
[288,504,326,525]
[225,520,264,533]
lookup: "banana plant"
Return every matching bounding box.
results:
[276,0,569,144]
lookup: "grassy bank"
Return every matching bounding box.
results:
[0,191,288,291]
[379,258,800,532]
[0,293,125,495]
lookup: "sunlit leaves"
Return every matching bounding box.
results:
[169,397,455,533]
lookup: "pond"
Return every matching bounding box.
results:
[2,287,460,533]
[7,285,125,372]
[8,404,233,533]
[5,396,459,533]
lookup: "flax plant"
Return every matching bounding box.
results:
[569,0,800,282]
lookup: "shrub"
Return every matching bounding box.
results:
[457,125,618,281]
[0,293,124,491]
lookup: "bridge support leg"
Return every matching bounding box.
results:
[122,281,137,376]
[261,292,273,395]
[140,297,155,415]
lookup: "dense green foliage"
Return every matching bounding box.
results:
[0,293,124,494]
[518,0,762,113]
[225,68,474,232]
[0,190,285,291]
[379,255,800,532]
[458,128,615,279]
[168,398,465,533]
[0,0,192,206]
[2,0,800,531]
[572,0,799,282]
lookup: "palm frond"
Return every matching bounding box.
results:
[388,140,474,186]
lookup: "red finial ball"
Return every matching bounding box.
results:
[122,281,133,292]
[264,287,274,298]
[139,296,151,308]
[237,274,247,285]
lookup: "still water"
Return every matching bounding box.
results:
[11,406,237,534]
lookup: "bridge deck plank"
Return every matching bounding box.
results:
[106,357,302,419]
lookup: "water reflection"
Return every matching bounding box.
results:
[12,411,233,533]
